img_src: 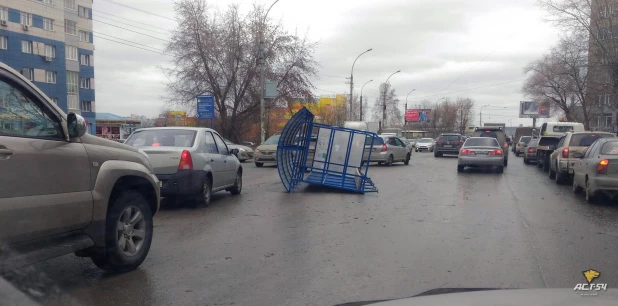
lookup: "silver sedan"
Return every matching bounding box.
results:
[457,137,505,173]
[572,138,618,202]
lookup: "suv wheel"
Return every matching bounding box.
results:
[230,170,242,195]
[255,162,264,167]
[404,153,410,165]
[91,190,153,272]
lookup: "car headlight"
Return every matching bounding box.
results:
[255,149,260,154]
[238,148,246,152]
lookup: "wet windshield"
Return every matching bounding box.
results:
[263,135,280,145]
[464,138,499,147]
[569,134,614,146]
[125,129,197,147]
[418,138,433,143]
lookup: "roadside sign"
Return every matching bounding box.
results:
[196,95,215,119]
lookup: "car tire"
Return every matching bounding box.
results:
[523,158,529,164]
[404,153,410,165]
[503,159,508,167]
[573,178,582,194]
[457,165,464,173]
[255,162,264,167]
[542,156,550,172]
[585,179,596,203]
[554,164,563,184]
[387,155,394,167]
[91,190,153,273]
[434,151,442,157]
[190,176,212,208]
[515,152,519,157]
[496,166,504,174]
[230,170,242,195]
[548,167,556,179]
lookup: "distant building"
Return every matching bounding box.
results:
[96,113,140,140]
[0,0,96,133]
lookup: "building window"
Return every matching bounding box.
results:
[42,0,53,4]
[599,93,611,107]
[21,68,33,81]
[20,12,31,26]
[606,115,613,128]
[78,6,88,18]
[67,71,78,94]
[43,18,54,31]
[81,101,92,112]
[0,36,6,50]
[64,20,77,35]
[45,71,57,84]
[45,45,55,58]
[51,97,58,104]
[0,7,7,21]
[67,94,78,110]
[64,0,76,10]
[21,40,32,54]
[79,30,90,42]
[65,45,78,61]
[80,54,90,65]
[80,78,91,89]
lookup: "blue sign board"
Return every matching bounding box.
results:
[196,95,215,119]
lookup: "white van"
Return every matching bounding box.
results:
[540,122,585,136]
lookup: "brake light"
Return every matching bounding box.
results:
[528,148,534,153]
[485,130,490,132]
[178,150,193,170]
[152,142,160,147]
[596,159,609,174]
[503,142,508,148]
[489,149,503,156]
[460,149,472,155]
[455,141,462,145]
[562,147,569,158]
[381,144,387,152]
[436,141,442,145]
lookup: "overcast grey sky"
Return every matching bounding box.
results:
[93,0,559,126]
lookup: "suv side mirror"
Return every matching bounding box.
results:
[573,152,583,158]
[230,148,239,156]
[67,113,87,138]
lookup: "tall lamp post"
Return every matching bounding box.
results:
[405,89,416,110]
[360,79,373,121]
[259,0,281,144]
[349,48,372,120]
[382,70,401,126]
[479,104,490,126]
[404,89,415,128]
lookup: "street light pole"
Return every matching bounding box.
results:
[405,89,416,110]
[360,79,373,121]
[349,48,372,120]
[404,89,415,128]
[382,70,401,127]
[259,0,280,144]
[479,104,490,126]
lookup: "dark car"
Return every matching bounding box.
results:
[434,133,464,157]
[506,136,512,146]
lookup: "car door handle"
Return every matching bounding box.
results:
[0,149,13,155]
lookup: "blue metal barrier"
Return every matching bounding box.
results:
[277,107,379,193]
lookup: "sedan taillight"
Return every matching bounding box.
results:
[488,149,503,156]
[597,159,609,174]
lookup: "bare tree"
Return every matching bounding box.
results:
[455,97,475,133]
[163,0,318,142]
[371,83,402,127]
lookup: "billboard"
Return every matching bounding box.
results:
[520,101,550,118]
[405,109,432,122]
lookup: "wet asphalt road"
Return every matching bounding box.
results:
[20,150,618,305]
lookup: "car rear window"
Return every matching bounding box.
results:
[601,142,618,155]
[126,129,197,147]
[520,136,532,143]
[439,135,459,141]
[464,138,499,147]
[366,136,384,146]
[528,140,538,147]
[479,131,498,139]
[569,134,614,146]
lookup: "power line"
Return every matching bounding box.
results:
[91,13,170,35]
[99,0,176,22]
[92,10,171,32]
[95,19,171,42]
[94,36,170,56]
[94,33,167,53]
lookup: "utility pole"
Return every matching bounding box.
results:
[479,104,489,127]
[382,70,401,128]
[360,79,373,121]
[349,48,372,120]
[259,0,280,144]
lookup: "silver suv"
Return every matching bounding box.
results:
[0,63,160,273]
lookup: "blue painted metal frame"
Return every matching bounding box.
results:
[277,107,379,193]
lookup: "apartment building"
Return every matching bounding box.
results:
[0,0,95,134]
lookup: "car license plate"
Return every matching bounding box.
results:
[444,145,452,148]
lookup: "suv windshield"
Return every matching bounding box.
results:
[418,138,433,143]
[125,129,197,147]
[569,133,614,146]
